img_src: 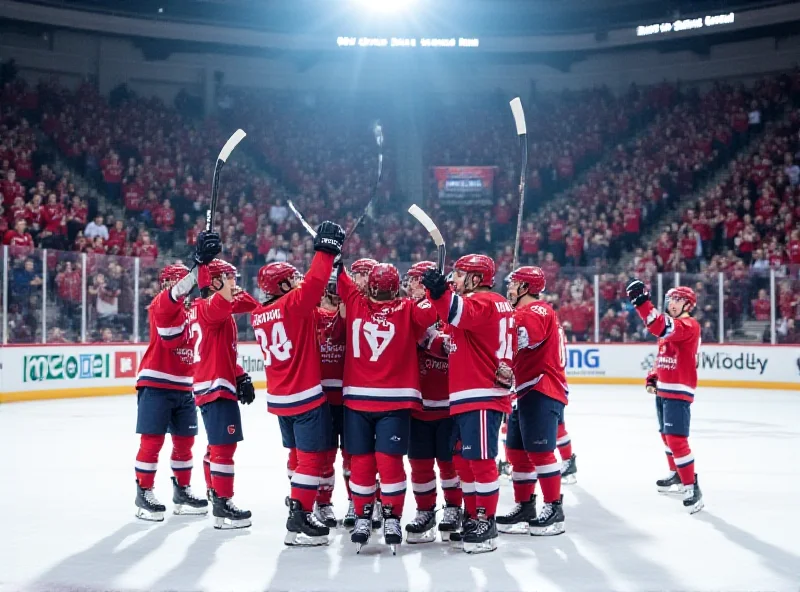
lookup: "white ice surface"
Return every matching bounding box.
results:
[2,385,799,592]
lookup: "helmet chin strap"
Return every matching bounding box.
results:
[511,283,529,307]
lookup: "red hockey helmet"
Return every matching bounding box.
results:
[159,263,189,285]
[454,254,495,288]
[258,262,299,296]
[406,260,437,279]
[665,286,697,313]
[509,266,546,294]
[351,258,378,275]
[199,258,237,290]
[368,263,400,295]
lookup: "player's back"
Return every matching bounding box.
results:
[137,289,194,391]
[342,295,435,412]
[447,290,513,415]
[251,289,326,416]
[415,325,450,420]
[513,300,568,404]
[656,316,701,403]
[189,295,238,406]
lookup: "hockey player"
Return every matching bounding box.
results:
[626,281,704,513]
[500,266,569,536]
[316,274,352,528]
[421,254,513,554]
[191,257,259,529]
[134,239,219,521]
[251,221,345,546]
[339,263,438,554]
[350,258,378,292]
[402,261,462,544]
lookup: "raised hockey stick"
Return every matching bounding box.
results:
[509,97,528,271]
[345,121,384,240]
[408,204,446,273]
[288,199,317,238]
[206,128,247,232]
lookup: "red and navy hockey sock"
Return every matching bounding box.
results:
[664,435,695,485]
[209,443,237,498]
[291,450,323,512]
[349,453,378,516]
[453,452,476,516]
[471,458,500,518]
[375,452,407,517]
[170,435,194,487]
[556,423,573,461]
[342,451,352,499]
[135,433,165,489]
[506,447,537,503]
[409,457,437,510]
[316,449,337,506]
[437,459,462,507]
[530,451,561,504]
[660,434,677,471]
[202,446,212,490]
[286,447,298,481]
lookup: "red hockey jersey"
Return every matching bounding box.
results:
[512,300,569,405]
[136,288,193,391]
[415,325,450,421]
[317,306,346,406]
[250,252,335,416]
[431,290,513,415]
[636,300,700,403]
[190,291,258,407]
[339,272,437,412]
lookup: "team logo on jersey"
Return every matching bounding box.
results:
[227,425,236,435]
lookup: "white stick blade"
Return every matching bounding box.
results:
[218,129,246,162]
[408,204,444,246]
[509,98,527,135]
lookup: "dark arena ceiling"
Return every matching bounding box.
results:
[19,0,793,35]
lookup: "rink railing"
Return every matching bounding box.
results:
[1,246,799,346]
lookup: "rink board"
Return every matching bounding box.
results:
[0,342,798,403]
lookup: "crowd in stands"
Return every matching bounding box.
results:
[1,66,799,344]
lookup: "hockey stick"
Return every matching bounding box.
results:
[408,204,446,273]
[509,97,528,271]
[288,199,317,238]
[206,128,247,232]
[345,121,384,240]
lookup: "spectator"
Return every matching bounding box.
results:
[12,257,42,301]
[269,198,288,225]
[4,218,34,258]
[751,288,771,321]
[84,214,109,241]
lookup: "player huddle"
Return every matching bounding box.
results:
[132,222,704,556]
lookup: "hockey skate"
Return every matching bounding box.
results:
[529,495,565,536]
[314,502,338,529]
[343,499,357,529]
[438,504,463,542]
[496,495,536,534]
[463,509,498,554]
[371,498,383,530]
[449,513,478,549]
[682,475,704,514]
[171,477,209,515]
[135,480,165,522]
[561,454,578,485]
[405,508,437,544]
[212,494,252,530]
[656,471,684,494]
[351,504,373,553]
[285,499,330,546]
[382,506,402,555]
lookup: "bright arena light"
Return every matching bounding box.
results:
[352,0,420,14]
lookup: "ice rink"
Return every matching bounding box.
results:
[2,384,799,592]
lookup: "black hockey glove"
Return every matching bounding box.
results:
[314,221,346,256]
[625,278,650,308]
[236,373,255,405]
[421,268,448,300]
[194,230,222,266]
